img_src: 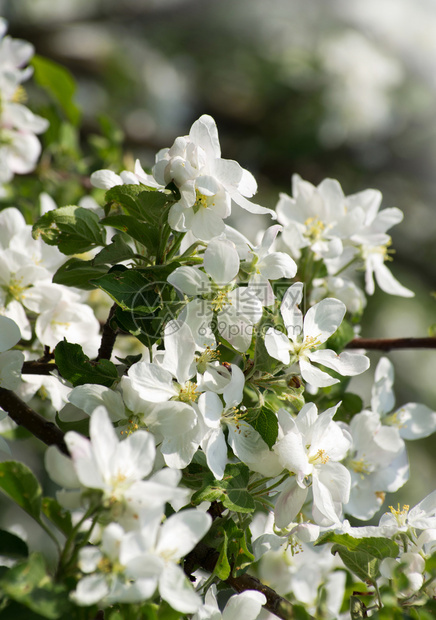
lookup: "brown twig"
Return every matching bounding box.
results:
[346,337,436,352]
[96,304,119,361]
[21,361,59,375]
[0,388,68,455]
[184,542,313,620]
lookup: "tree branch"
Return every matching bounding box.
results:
[0,388,68,455]
[21,361,59,375]
[184,542,314,620]
[346,337,436,352]
[96,304,119,361]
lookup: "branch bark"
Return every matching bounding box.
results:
[96,304,119,361]
[0,388,69,455]
[346,337,436,352]
[184,542,313,620]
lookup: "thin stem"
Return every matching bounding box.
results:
[165,231,186,261]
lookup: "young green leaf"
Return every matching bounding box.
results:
[32,206,106,255]
[0,552,72,619]
[93,234,135,266]
[32,55,81,125]
[52,258,108,290]
[54,341,119,388]
[41,497,73,537]
[245,406,279,449]
[101,214,160,255]
[0,461,42,520]
[0,529,28,560]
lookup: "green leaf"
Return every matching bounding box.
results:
[157,601,183,620]
[316,533,399,560]
[327,318,355,353]
[32,206,106,255]
[41,497,73,537]
[0,529,28,559]
[54,341,119,387]
[52,258,108,290]
[0,461,42,520]
[316,533,399,585]
[101,214,159,255]
[105,185,173,226]
[93,233,135,265]
[337,393,364,422]
[191,464,254,514]
[214,529,231,580]
[0,552,72,619]
[91,269,163,313]
[246,406,278,449]
[220,464,255,513]
[32,55,81,125]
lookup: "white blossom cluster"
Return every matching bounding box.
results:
[0,20,48,195]
[1,110,436,618]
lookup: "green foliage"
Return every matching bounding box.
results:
[32,55,81,126]
[0,461,43,521]
[54,340,119,387]
[32,206,106,255]
[0,553,72,619]
[41,497,73,537]
[52,257,108,289]
[101,214,160,255]
[326,318,355,353]
[0,529,28,560]
[105,185,173,227]
[91,267,162,313]
[191,463,255,513]
[316,533,399,585]
[245,405,279,448]
[93,233,135,265]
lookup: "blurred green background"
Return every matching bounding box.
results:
[2,0,436,515]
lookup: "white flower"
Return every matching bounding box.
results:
[192,585,266,620]
[198,364,281,479]
[276,175,359,260]
[35,293,101,357]
[264,282,369,387]
[90,159,162,191]
[378,490,436,537]
[343,410,409,520]
[168,238,263,352]
[371,357,436,440]
[242,225,297,306]
[121,321,205,469]
[153,114,276,240]
[72,510,212,610]
[0,315,23,392]
[46,406,187,525]
[345,188,414,297]
[273,403,351,527]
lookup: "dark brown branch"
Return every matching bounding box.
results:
[0,388,68,456]
[346,337,436,352]
[21,361,59,375]
[96,304,119,361]
[184,542,314,620]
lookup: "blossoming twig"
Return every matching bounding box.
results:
[184,542,316,620]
